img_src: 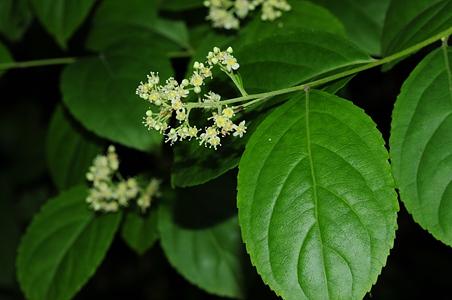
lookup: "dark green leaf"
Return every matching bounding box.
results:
[238,90,398,299]
[390,47,452,245]
[30,0,95,48]
[159,179,245,298]
[382,0,450,56]
[17,186,121,300]
[86,0,189,51]
[237,1,346,48]
[237,31,372,92]
[121,209,159,255]
[61,42,172,151]
[46,105,102,190]
[314,0,390,55]
[0,0,33,41]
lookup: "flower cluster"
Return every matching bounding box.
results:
[136,47,247,150]
[204,0,291,29]
[86,146,160,213]
[137,179,161,213]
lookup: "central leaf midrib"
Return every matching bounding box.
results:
[304,91,330,298]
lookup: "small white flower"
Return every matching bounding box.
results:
[165,128,179,145]
[233,120,247,137]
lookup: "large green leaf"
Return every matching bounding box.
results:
[121,209,159,255]
[0,42,13,77]
[0,0,33,41]
[61,41,172,151]
[238,91,398,300]
[314,0,390,55]
[381,0,451,56]
[86,0,189,51]
[390,47,452,245]
[236,1,346,48]
[30,0,95,48]
[159,179,245,298]
[17,186,121,300]
[46,105,102,190]
[237,31,372,92]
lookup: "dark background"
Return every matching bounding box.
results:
[1,18,452,300]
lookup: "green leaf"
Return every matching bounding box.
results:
[159,0,203,11]
[0,0,33,41]
[238,90,398,300]
[121,209,159,255]
[236,1,346,47]
[0,42,13,77]
[46,105,102,190]
[61,42,172,151]
[17,186,121,300]
[381,0,451,56]
[237,31,372,92]
[30,0,95,48]
[390,47,452,245]
[159,180,245,298]
[314,0,390,55]
[86,0,189,51]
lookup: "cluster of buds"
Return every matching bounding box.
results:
[136,47,247,150]
[86,146,160,213]
[204,0,291,29]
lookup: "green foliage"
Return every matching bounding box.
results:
[3,0,452,299]
[30,0,95,48]
[237,31,371,92]
[238,91,398,300]
[390,47,452,245]
[314,0,390,55]
[17,186,121,300]
[86,0,189,52]
[0,0,33,41]
[121,209,160,255]
[61,42,172,151]
[46,106,102,190]
[159,180,245,298]
[382,0,451,55]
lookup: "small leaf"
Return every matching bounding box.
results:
[382,0,451,56]
[17,186,121,300]
[61,41,172,151]
[30,0,95,48]
[159,179,245,298]
[46,105,102,190]
[121,209,159,255]
[238,91,398,300]
[390,47,452,245]
[0,0,33,41]
[237,30,372,92]
[314,0,390,55]
[86,0,189,51]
